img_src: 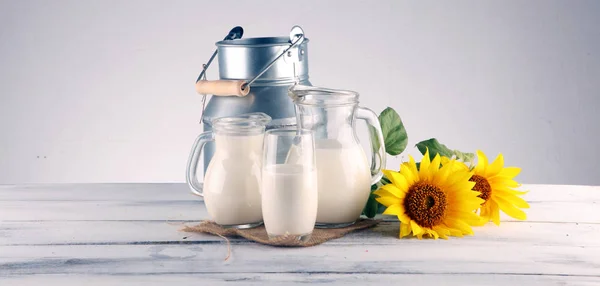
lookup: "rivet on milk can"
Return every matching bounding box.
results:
[189,26,311,183]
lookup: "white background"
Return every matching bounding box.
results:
[1,0,599,185]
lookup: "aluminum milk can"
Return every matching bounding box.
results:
[193,26,311,175]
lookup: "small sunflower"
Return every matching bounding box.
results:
[470,150,529,225]
[374,150,484,239]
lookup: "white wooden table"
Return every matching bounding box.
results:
[0,184,599,285]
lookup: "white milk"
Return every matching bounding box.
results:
[261,164,318,236]
[312,139,371,224]
[203,133,264,226]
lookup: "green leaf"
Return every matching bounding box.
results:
[379,107,408,156]
[363,184,380,218]
[378,202,387,214]
[415,138,475,164]
[368,125,382,155]
[362,176,393,218]
[381,176,391,185]
[452,149,475,165]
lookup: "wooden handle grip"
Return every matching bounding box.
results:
[195,80,249,97]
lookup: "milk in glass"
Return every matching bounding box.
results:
[261,164,318,236]
[203,133,264,226]
[313,139,371,224]
[286,139,371,224]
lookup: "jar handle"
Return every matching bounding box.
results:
[356,106,386,184]
[185,131,215,197]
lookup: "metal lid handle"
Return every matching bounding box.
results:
[241,26,305,90]
[195,26,244,83]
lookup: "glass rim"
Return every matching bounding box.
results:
[210,112,272,134]
[289,85,359,106]
[265,127,314,137]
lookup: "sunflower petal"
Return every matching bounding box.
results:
[447,197,483,211]
[429,154,442,173]
[427,228,439,239]
[443,225,464,237]
[465,212,487,226]
[474,150,488,174]
[489,200,501,225]
[385,170,409,191]
[432,226,450,239]
[493,190,530,209]
[375,196,400,207]
[452,229,464,237]
[374,184,405,199]
[433,160,452,186]
[499,167,521,179]
[478,202,492,222]
[440,156,452,166]
[488,176,520,188]
[408,156,419,176]
[494,196,527,220]
[455,161,470,171]
[397,213,411,224]
[400,160,418,185]
[494,187,529,196]
[445,218,474,235]
[382,204,403,216]
[449,181,477,196]
[445,169,474,189]
[419,150,432,181]
[486,153,504,177]
[446,210,485,226]
[410,220,424,236]
[382,169,396,181]
[374,191,402,204]
[400,222,412,238]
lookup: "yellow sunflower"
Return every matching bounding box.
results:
[470,150,529,225]
[374,150,484,239]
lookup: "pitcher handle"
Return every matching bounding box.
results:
[356,106,386,184]
[185,131,215,197]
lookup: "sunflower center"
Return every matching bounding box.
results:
[470,175,492,202]
[403,182,447,228]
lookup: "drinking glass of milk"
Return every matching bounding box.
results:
[185,112,271,229]
[261,128,318,242]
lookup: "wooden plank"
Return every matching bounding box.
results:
[0,221,597,247]
[0,200,209,221]
[1,184,598,223]
[1,184,598,202]
[1,198,598,223]
[1,273,599,286]
[0,183,191,202]
[1,241,599,276]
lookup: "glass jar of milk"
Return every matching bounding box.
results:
[186,113,271,229]
[289,85,386,228]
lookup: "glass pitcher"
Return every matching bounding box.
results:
[186,112,271,229]
[288,85,386,228]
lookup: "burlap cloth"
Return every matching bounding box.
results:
[182,219,380,247]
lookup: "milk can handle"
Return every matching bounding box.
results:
[185,131,215,197]
[356,106,386,185]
